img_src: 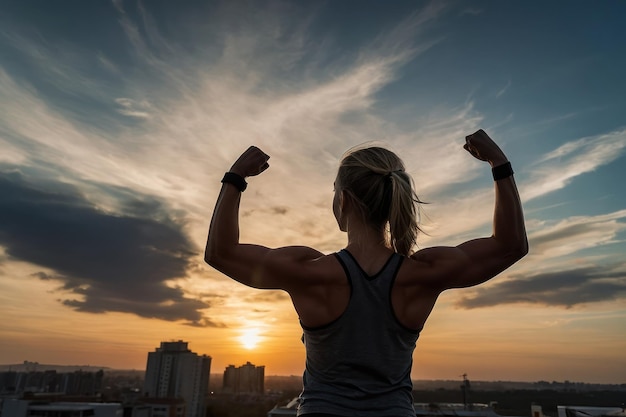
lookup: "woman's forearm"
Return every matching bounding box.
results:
[492,173,528,257]
[205,183,242,267]
[205,146,270,268]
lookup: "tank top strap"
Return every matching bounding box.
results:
[335,249,402,282]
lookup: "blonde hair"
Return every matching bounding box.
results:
[337,146,423,256]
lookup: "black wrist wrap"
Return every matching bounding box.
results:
[221,172,247,192]
[492,162,513,181]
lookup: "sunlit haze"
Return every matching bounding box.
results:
[0,1,625,384]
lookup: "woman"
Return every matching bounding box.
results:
[206,129,528,416]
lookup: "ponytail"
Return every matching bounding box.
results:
[337,146,423,256]
[387,171,420,256]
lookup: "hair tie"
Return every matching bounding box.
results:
[386,170,403,178]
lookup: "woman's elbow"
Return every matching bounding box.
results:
[501,237,528,264]
[204,247,222,269]
[513,237,529,261]
[522,238,529,257]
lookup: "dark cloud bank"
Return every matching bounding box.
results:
[0,170,219,327]
[458,266,626,309]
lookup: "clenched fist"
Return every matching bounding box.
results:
[463,129,508,167]
[230,146,270,178]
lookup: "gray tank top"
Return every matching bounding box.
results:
[298,249,420,416]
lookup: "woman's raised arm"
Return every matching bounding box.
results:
[205,146,323,290]
[412,130,528,290]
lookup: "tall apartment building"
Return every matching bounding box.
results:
[222,361,264,394]
[143,341,211,417]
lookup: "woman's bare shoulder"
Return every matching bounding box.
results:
[397,249,454,289]
[272,248,344,284]
[301,250,345,278]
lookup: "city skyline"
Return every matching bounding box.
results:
[1,1,625,384]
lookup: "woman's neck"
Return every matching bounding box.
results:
[345,220,390,256]
[344,223,395,275]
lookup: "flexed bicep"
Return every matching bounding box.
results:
[208,244,323,290]
[411,239,517,290]
[444,238,521,289]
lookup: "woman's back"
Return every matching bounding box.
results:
[290,247,439,332]
[298,249,418,417]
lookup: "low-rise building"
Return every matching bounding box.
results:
[222,362,264,394]
[1,399,122,417]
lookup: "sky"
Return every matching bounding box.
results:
[0,0,625,384]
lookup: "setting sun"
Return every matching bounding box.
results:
[239,328,261,350]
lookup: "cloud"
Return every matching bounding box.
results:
[524,129,626,201]
[115,98,153,119]
[457,264,626,309]
[495,80,511,99]
[0,169,220,326]
[459,7,483,16]
[527,210,626,259]
[0,28,124,107]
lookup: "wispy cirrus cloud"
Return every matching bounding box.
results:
[523,129,626,201]
[528,209,626,259]
[495,79,511,99]
[115,97,153,119]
